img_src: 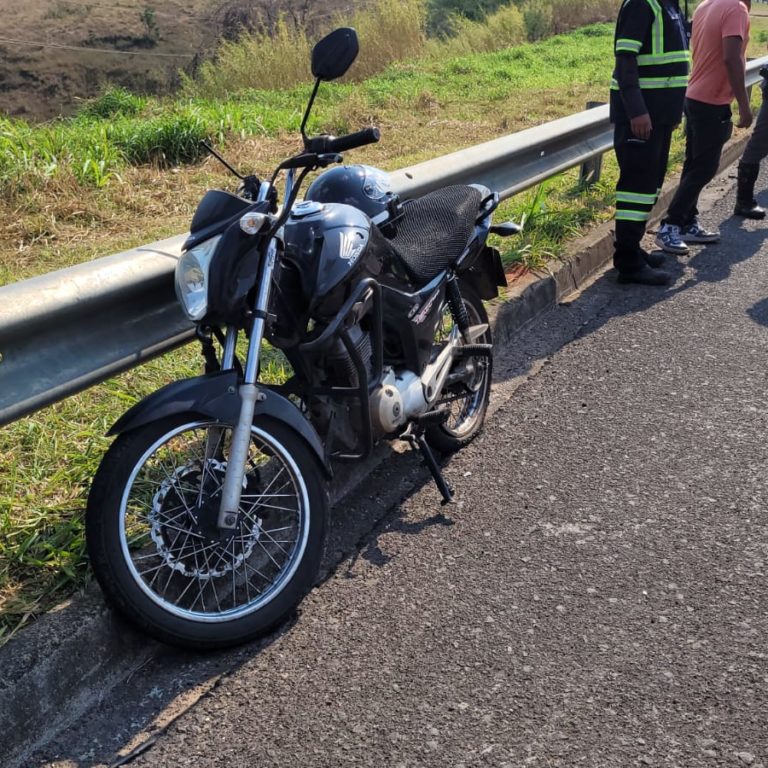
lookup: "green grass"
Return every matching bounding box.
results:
[0,23,615,198]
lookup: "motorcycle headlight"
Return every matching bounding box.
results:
[174,236,221,321]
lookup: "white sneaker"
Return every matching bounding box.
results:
[681,219,720,243]
[655,223,690,255]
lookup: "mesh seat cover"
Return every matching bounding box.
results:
[389,186,483,284]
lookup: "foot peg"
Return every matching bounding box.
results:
[403,429,454,504]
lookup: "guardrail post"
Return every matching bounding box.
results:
[579,101,607,187]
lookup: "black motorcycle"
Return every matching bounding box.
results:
[86,27,517,648]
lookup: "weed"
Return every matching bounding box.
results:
[79,87,147,120]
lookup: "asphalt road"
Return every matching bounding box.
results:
[32,169,768,767]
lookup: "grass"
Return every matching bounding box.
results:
[0,22,616,242]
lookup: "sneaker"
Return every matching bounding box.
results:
[681,219,719,243]
[655,223,690,255]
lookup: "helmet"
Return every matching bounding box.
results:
[305,164,397,221]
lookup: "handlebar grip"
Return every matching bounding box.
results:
[325,127,381,154]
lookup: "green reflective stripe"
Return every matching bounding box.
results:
[616,191,657,204]
[638,75,689,88]
[637,50,690,65]
[616,210,650,222]
[646,0,663,55]
[616,37,643,52]
[612,76,688,89]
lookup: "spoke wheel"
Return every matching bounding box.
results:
[87,415,327,648]
[426,282,492,453]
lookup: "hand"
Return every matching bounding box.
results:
[736,104,753,129]
[630,113,652,140]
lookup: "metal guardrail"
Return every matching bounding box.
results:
[2,56,767,427]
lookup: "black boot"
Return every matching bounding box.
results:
[640,248,665,268]
[617,265,672,286]
[734,162,766,219]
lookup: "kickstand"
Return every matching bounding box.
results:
[403,428,454,505]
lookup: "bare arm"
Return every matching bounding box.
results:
[723,35,752,128]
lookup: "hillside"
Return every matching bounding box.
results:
[1,0,356,120]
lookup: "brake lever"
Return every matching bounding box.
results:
[316,153,343,168]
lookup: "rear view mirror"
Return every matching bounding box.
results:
[311,28,359,81]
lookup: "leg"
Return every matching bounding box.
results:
[741,81,768,166]
[614,123,664,272]
[736,82,768,218]
[613,123,671,284]
[658,100,731,251]
[665,99,732,227]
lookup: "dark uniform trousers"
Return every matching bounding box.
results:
[614,122,675,273]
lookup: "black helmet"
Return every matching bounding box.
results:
[305,164,397,222]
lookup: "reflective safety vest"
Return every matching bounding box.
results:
[610,0,690,125]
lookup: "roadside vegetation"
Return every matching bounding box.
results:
[1,0,764,643]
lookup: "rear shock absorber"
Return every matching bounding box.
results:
[446,274,470,339]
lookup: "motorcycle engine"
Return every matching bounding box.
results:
[307,324,374,453]
[370,368,429,435]
[323,325,429,437]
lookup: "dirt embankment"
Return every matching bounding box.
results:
[1,0,356,121]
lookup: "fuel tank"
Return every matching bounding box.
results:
[281,201,385,316]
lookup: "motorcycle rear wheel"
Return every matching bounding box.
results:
[426,283,492,453]
[86,414,327,649]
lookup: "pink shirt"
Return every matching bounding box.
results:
[686,0,750,105]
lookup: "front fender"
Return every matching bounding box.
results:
[109,370,331,477]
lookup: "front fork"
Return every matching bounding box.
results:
[216,238,278,531]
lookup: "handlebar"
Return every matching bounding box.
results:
[268,126,382,237]
[305,127,381,155]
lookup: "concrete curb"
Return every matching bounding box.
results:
[0,131,751,765]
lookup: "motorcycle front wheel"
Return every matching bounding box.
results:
[426,282,492,453]
[86,414,328,649]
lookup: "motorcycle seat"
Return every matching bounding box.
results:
[388,185,484,285]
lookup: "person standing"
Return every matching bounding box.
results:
[656,0,753,254]
[611,0,690,285]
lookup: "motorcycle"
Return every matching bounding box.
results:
[86,27,518,649]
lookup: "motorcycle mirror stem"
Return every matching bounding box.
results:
[201,141,245,180]
[299,77,322,149]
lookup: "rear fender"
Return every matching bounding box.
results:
[460,245,508,300]
[109,370,330,477]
